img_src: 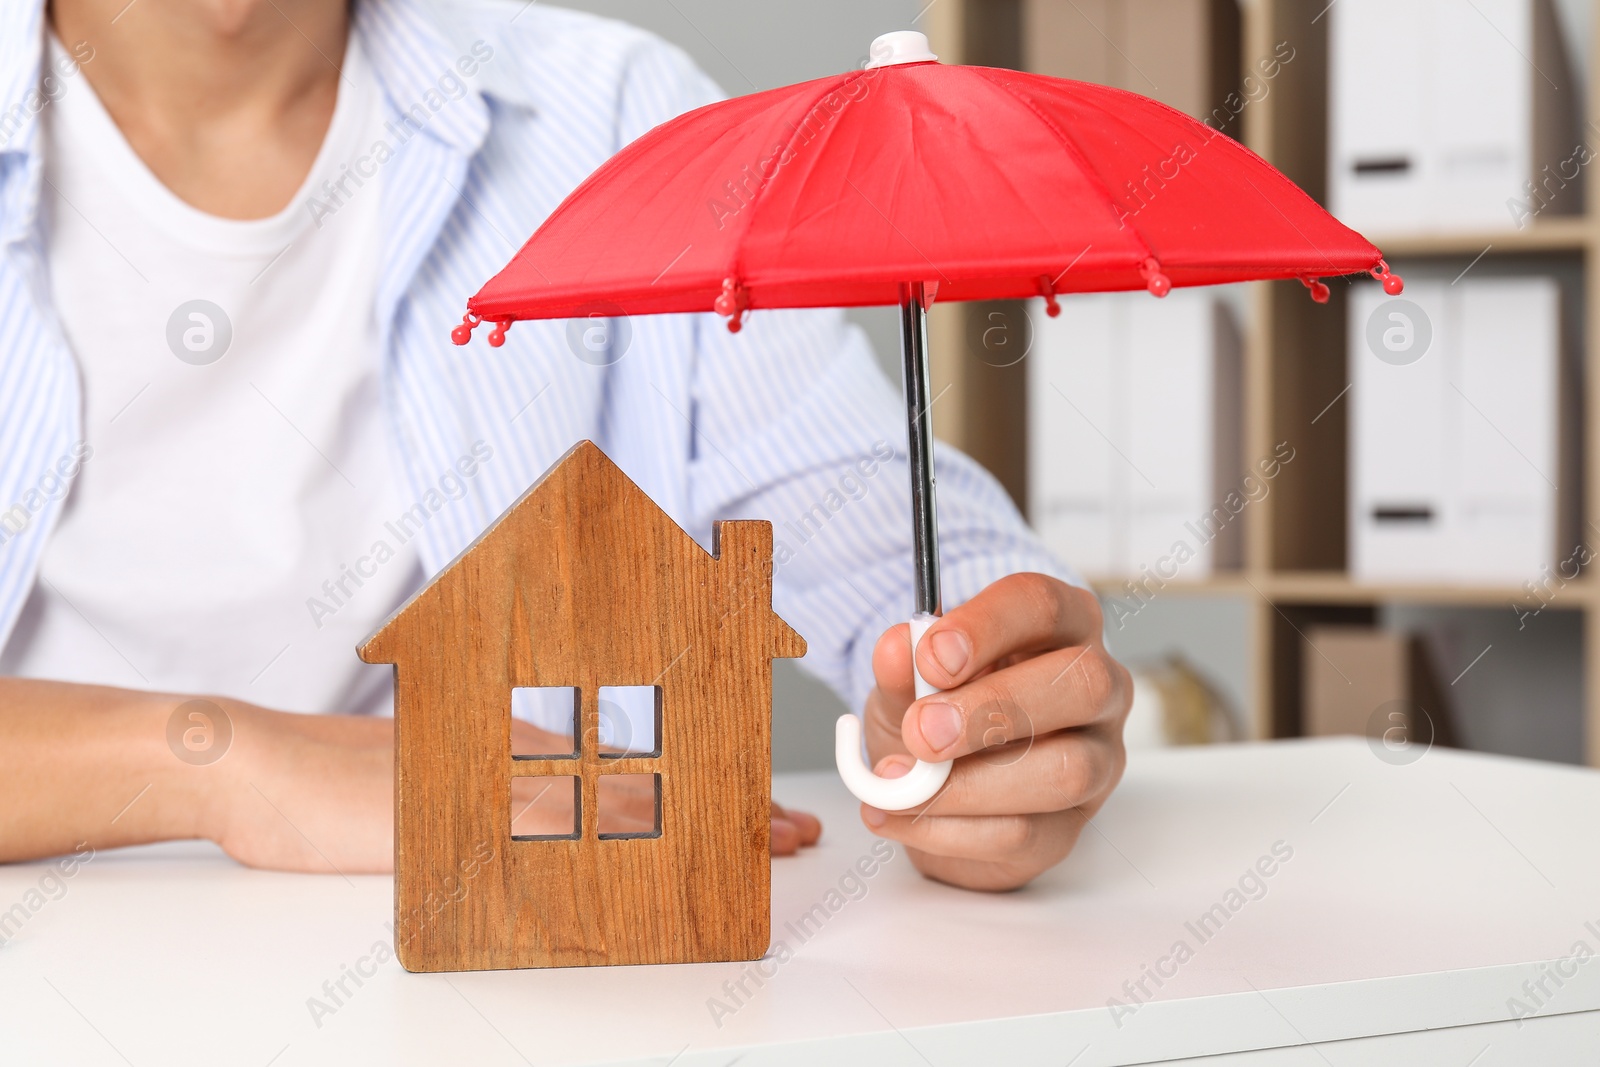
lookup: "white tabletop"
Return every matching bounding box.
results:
[4,738,1599,1066]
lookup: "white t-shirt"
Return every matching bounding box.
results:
[0,35,420,715]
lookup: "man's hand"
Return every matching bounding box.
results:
[207,706,396,874]
[0,678,820,872]
[859,573,1130,891]
[508,741,821,854]
[214,710,821,872]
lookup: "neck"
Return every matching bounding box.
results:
[49,0,351,219]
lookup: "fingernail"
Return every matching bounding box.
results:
[862,806,887,827]
[916,701,963,753]
[929,630,971,677]
[875,754,914,779]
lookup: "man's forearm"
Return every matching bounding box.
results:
[0,678,218,862]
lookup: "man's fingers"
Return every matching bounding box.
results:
[859,805,1086,870]
[868,727,1121,818]
[773,801,822,855]
[863,680,916,766]
[913,574,1100,690]
[773,817,801,855]
[772,801,822,846]
[899,642,1129,762]
[870,622,917,708]
[895,848,1056,893]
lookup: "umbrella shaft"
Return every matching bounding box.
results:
[899,283,941,618]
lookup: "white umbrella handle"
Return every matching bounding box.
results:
[835,612,953,810]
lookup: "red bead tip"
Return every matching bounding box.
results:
[451,311,481,346]
[1037,275,1062,317]
[1139,258,1171,298]
[487,321,508,348]
[714,277,749,333]
[1372,259,1404,296]
[1302,277,1331,304]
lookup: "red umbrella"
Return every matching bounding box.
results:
[452,30,1402,810]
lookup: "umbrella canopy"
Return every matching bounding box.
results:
[456,33,1399,342]
[450,30,1402,812]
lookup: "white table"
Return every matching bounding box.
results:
[3,738,1599,1066]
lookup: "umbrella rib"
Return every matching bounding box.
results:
[973,68,1159,271]
[473,97,751,307]
[843,178,952,286]
[983,70,1376,281]
[1233,169,1344,277]
[1064,78,1381,275]
[720,69,877,284]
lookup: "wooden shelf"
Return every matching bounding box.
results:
[1263,572,1570,608]
[933,0,1600,765]
[1365,216,1592,259]
[1088,575,1254,599]
[1089,572,1574,609]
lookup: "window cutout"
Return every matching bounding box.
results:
[510,776,579,840]
[511,687,578,758]
[598,774,661,839]
[595,686,660,757]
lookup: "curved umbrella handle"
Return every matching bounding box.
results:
[835,613,953,810]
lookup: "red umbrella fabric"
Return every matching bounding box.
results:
[455,36,1399,342]
[449,30,1402,812]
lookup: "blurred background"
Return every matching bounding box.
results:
[556,0,1597,772]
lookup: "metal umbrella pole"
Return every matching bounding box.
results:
[900,281,942,623]
[831,281,955,811]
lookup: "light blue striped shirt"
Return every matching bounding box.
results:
[0,0,1071,711]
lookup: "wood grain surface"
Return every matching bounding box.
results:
[360,441,805,971]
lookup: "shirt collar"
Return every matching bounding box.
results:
[0,0,492,242]
[354,0,490,159]
[0,0,42,245]
[0,0,43,162]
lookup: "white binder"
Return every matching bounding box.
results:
[1349,276,1569,582]
[1029,291,1242,580]
[1329,0,1577,234]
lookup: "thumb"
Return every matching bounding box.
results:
[864,623,916,765]
[870,622,917,706]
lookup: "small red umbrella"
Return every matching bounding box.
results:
[452,30,1402,810]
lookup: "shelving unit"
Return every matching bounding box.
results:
[926,0,1600,765]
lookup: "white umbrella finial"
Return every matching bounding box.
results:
[866,30,939,69]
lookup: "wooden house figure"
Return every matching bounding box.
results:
[359,441,806,971]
